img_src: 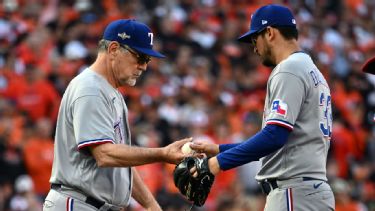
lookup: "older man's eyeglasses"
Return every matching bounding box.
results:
[121,44,151,65]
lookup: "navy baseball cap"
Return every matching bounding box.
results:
[103,19,165,58]
[362,56,375,74]
[238,4,297,43]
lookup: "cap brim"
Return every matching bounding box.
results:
[237,29,258,43]
[362,56,375,74]
[132,46,166,58]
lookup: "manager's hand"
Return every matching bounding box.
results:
[163,137,193,164]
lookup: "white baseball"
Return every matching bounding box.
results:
[181,142,194,154]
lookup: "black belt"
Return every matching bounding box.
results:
[51,184,112,210]
[259,179,278,195]
[259,177,326,195]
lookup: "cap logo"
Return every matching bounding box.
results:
[292,19,296,24]
[148,32,154,45]
[262,20,268,25]
[118,32,131,40]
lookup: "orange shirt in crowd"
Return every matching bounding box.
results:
[332,122,357,178]
[135,163,164,195]
[0,68,24,99]
[16,80,61,123]
[335,200,364,211]
[23,138,54,196]
[163,163,180,194]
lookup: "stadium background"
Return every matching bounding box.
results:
[0,0,374,210]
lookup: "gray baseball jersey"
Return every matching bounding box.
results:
[256,52,332,181]
[49,68,132,207]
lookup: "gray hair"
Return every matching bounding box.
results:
[97,39,111,52]
[97,39,127,54]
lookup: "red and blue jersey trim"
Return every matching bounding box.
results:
[266,119,293,131]
[66,197,74,211]
[286,188,293,211]
[77,138,115,150]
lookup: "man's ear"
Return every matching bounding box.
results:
[107,42,119,56]
[265,27,276,41]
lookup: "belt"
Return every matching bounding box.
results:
[259,179,278,195]
[259,177,326,195]
[51,184,112,210]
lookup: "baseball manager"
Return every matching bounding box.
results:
[43,19,191,211]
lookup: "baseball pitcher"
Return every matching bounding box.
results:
[178,4,335,211]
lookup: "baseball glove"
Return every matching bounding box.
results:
[173,157,215,206]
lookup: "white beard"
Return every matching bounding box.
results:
[126,78,137,86]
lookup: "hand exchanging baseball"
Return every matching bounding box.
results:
[181,142,195,155]
[189,141,219,157]
[163,137,193,164]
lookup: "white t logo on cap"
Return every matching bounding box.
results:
[148,32,153,45]
[292,19,296,24]
[262,20,268,25]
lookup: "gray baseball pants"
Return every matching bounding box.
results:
[260,177,335,211]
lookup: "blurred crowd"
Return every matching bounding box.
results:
[0,0,374,210]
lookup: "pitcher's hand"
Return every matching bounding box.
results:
[190,141,219,157]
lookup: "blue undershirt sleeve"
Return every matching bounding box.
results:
[216,124,290,171]
[219,143,240,152]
